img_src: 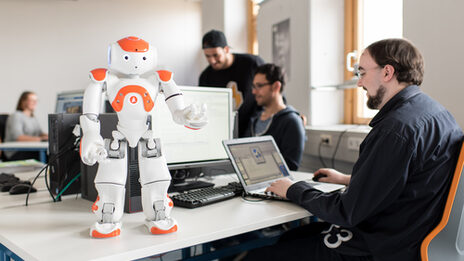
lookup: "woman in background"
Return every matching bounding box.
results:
[4,91,48,160]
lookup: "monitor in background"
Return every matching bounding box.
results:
[55,90,85,114]
[55,90,114,114]
[152,86,234,192]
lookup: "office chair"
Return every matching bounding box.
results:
[0,114,8,141]
[0,114,9,161]
[421,141,464,261]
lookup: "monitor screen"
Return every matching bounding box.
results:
[55,90,84,114]
[151,86,233,167]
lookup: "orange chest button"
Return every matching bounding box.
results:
[130,96,138,104]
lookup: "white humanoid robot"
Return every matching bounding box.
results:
[79,36,207,238]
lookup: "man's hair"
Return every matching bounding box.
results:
[255,63,286,93]
[366,38,424,86]
[202,30,228,49]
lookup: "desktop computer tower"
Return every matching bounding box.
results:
[48,113,81,196]
[80,114,145,213]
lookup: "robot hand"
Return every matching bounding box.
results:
[80,132,108,165]
[177,104,208,129]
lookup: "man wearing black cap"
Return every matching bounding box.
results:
[199,29,264,137]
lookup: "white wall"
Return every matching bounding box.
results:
[257,0,344,125]
[0,0,202,129]
[257,0,312,121]
[201,0,248,73]
[403,0,464,128]
[309,0,344,125]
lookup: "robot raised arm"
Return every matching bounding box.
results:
[79,68,108,166]
[155,70,207,129]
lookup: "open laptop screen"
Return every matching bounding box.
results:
[225,137,290,186]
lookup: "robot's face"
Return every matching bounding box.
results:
[108,36,157,75]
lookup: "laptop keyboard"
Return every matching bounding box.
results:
[171,182,244,208]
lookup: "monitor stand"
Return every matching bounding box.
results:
[168,180,214,193]
[168,168,214,193]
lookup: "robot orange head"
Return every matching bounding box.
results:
[108,36,157,75]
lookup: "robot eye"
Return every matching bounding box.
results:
[142,56,147,61]
[123,55,130,61]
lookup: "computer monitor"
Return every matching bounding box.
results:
[55,90,85,114]
[153,86,232,164]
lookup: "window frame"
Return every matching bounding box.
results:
[344,0,372,125]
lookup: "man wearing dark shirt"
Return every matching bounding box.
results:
[244,63,305,171]
[244,39,464,260]
[199,30,264,137]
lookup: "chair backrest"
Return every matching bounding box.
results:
[0,114,8,141]
[421,141,464,261]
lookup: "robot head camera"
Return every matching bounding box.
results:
[108,36,157,75]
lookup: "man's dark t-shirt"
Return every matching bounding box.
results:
[199,53,264,137]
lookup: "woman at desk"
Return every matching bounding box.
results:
[4,91,48,161]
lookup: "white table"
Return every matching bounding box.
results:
[0,141,48,163]
[0,172,314,261]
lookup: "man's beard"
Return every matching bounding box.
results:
[367,85,386,109]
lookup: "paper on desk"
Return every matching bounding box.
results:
[0,159,44,173]
[305,181,345,193]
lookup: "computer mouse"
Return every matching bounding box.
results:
[312,173,328,182]
[9,183,37,195]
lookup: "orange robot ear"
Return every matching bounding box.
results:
[117,36,149,52]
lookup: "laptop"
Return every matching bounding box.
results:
[223,136,345,200]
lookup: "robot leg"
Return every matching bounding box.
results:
[138,137,177,234]
[90,135,128,238]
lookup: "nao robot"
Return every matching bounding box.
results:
[79,36,207,238]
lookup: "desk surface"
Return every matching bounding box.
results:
[0,141,48,149]
[0,172,313,261]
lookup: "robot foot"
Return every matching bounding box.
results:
[90,222,122,238]
[145,218,178,235]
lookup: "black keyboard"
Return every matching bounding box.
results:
[171,182,243,208]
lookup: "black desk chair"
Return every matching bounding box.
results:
[0,114,9,161]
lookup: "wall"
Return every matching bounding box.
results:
[257,0,344,125]
[257,0,312,121]
[201,0,248,70]
[0,0,202,129]
[403,0,464,129]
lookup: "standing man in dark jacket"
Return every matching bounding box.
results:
[244,63,305,171]
[243,39,464,260]
[199,30,264,137]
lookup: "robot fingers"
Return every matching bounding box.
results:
[94,146,109,163]
[183,103,208,128]
[80,135,107,165]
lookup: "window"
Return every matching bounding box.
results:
[344,0,403,124]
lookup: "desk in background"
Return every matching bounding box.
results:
[0,141,48,163]
[0,172,313,261]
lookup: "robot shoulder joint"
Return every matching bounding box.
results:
[89,68,108,82]
[156,70,173,82]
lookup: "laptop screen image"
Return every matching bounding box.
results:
[223,136,291,192]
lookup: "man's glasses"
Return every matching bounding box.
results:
[355,66,382,79]
[252,82,272,89]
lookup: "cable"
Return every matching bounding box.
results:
[318,140,328,168]
[43,164,55,201]
[331,129,349,169]
[25,163,49,206]
[55,173,81,199]
[25,135,81,206]
[240,193,265,203]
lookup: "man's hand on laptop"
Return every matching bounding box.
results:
[265,178,295,199]
[313,168,351,186]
